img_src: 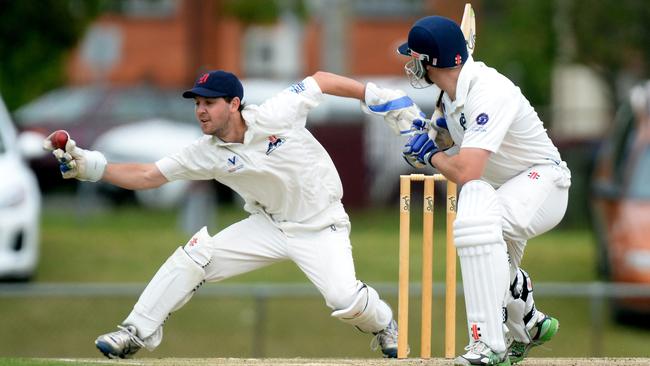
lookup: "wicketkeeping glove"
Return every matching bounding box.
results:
[402,132,439,169]
[43,132,107,182]
[361,82,426,136]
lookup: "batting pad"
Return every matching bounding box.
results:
[331,281,393,333]
[454,180,509,353]
[124,247,205,348]
[506,268,542,343]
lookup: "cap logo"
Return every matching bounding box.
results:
[198,73,210,84]
[454,54,462,65]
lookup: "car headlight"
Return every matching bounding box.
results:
[0,185,26,208]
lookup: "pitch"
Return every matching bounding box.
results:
[25,358,650,366]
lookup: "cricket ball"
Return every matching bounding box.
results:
[51,130,69,150]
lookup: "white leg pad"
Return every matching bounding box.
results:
[181,226,214,268]
[454,180,510,353]
[331,281,393,333]
[124,246,205,349]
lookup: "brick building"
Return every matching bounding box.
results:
[66,0,477,86]
[62,0,478,207]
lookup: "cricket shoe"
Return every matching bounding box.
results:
[454,341,511,366]
[95,325,145,359]
[508,315,559,364]
[370,319,399,358]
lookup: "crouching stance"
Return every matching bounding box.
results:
[45,70,418,358]
[397,15,571,365]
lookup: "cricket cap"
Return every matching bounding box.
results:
[397,16,468,68]
[182,70,244,99]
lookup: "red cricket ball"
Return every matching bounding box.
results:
[51,130,69,150]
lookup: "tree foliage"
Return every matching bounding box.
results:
[571,0,650,95]
[477,0,650,107]
[0,0,103,111]
[477,0,556,108]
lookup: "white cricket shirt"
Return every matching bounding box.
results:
[156,77,346,229]
[440,58,563,188]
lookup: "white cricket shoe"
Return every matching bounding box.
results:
[95,325,145,359]
[454,340,511,366]
[370,319,398,358]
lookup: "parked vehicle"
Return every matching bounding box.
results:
[590,81,650,320]
[0,93,43,281]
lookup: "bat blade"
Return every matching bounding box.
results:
[460,3,476,55]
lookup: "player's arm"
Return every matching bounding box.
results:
[429,147,490,185]
[311,71,426,136]
[44,131,168,190]
[311,71,365,100]
[102,163,168,190]
[402,133,489,185]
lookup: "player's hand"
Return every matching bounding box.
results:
[361,82,425,136]
[44,134,107,182]
[402,132,439,169]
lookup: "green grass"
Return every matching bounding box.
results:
[1,203,648,358]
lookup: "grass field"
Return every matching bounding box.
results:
[1,201,649,360]
[4,357,650,366]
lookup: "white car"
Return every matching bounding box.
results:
[0,94,42,280]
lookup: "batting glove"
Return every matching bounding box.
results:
[402,132,439,169]
[44,134,107,182]
[429,109,454,150]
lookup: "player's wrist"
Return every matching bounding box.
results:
[425,149,441,168]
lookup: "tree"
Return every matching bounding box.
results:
[0,0,104,111]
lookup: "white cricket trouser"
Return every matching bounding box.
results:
[497,162,571,271]
[201,213,360,310]
[496,162,571,342]
[125,208,391,349]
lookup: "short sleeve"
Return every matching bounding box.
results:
[461,88,517,153]
[252,76,324,130]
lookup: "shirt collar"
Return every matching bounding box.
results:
[443,56,476,112]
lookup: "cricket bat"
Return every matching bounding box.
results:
[460,3,476,57]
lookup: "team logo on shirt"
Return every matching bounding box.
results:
[476,113,489,125]
[266,135,285,155]
[226,155,244,173]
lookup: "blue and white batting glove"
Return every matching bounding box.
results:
[402,132,439,169]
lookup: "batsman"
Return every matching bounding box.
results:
[391,15,571,365]
[44,70,427,359]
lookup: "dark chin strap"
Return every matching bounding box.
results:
[424,73,434,85]
[421,61,434,85]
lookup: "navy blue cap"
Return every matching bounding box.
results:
[182,70,244,99]
[397,16,468,68]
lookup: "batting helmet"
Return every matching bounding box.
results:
[397,16,468,69]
